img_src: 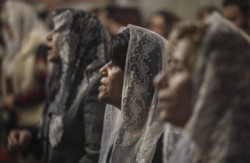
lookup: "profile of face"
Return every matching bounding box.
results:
[46,30,60,63]
[223,4,245,28]
[154,38,193,128]
[200,11,211,24]
[99,61,124,109]
[148,14,167,37]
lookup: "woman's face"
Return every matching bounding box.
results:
[46,30,60,63]
[154,38,193,128]
[149,14,167,37]
[98,61,124,109]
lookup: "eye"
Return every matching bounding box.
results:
[169,63,184,75]
[173,64,183,72]
[110,61,119,68]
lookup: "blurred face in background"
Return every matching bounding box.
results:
[148,14,167,37]
[154,38,194,128]
[223,4,246,28]
[46,30,60,63]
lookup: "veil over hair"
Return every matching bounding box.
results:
[169,13,250,163]
[99,24,172,163]
[39,8,109,153]
[1,1,46,76]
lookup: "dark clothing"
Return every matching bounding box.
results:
[106,134,163,163]
[152,134,163,163]
[39,79,106,163]
[36,9,109,163]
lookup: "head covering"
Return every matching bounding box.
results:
[42,8,109,147]
[170,13,250,163]
[1,1,45,76]
[99,24,169,163]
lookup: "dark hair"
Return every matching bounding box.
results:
[149,10,179,37]
[223,0,250,15]
[196,6,220,20]
[105,6,142,27]
[108,28,130,71]
[168,22,207,71]
[155,11,179,26]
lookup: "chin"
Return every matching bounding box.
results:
[159,109,177,126]
[98,93,109,104]
[98,94,104,102]
[159,109,170,122]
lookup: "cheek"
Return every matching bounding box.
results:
[109,74,123,99]
[171,75,191,97]
[98,72,123,105]
[169,76,192,115]
[159,107,170,122]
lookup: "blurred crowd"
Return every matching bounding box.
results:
[0,0,249,163]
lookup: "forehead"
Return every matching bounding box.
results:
[173,38,193,63]
[151,14,165,23]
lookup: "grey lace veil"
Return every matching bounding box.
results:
[170,13,250,163]
[99,24,169,163]
[40,8,110,148]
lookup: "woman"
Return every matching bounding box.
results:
[0,0,48,127]
[98,24,177,163]
[154,21,206,163]
[155,13,250,163]
[8,8,110,163]
[154,22,206,127]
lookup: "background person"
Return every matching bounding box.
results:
[8,8,110,163]
[155,13,250,163]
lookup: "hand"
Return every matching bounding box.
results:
[8,129,32,152]
[4,94,15,109]
[0,94,15,110]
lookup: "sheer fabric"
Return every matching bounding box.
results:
[40,8,109,149]
[163,125,181,163]
[170,13,250,163]
[99,25,170,163]
[1,1,46,76]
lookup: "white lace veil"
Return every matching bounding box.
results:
[99,24,169,163]
[169,13,250,163]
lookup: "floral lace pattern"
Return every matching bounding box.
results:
[99,25,170,163]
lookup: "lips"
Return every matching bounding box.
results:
[98,85,105,91]
[157,92,171,111]
[158,97,169,106]
[100,78,107,86]
[99,79,106,91]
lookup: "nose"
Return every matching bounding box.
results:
[153,69,169,88]
[99,63,108,77]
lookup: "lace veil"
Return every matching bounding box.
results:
[99,24,169,163]
[170,13,250,163]
[40,8,110,148]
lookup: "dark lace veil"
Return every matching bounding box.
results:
[170,13,250,163]
[41,8,110,147]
